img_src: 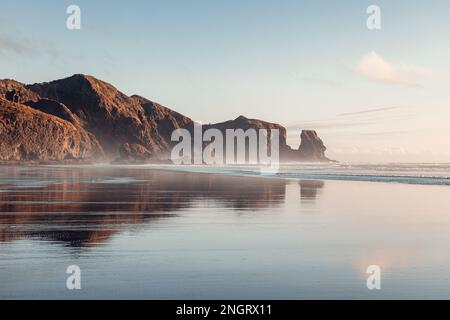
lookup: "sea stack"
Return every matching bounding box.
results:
[298,130,328,161]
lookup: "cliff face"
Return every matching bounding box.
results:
[0,79,40,105]
[298,130,328,161]
[25,99,83,126]
[27,74,193,157]
[205,116,329,162]
[0,74,331,162]
[0,98,103,161]
[206,115,286,139]
[130,95,194,159]
[202,115,286,162]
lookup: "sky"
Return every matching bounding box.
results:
[1,0,450,163]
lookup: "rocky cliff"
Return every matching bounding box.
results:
[26,74,194,158]
[298,130,328,161]
[0,98,103,161]
[204,116,330,162]
[0,74,331,163]
[0,79,40,103]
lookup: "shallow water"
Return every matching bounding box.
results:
[116,162,450,186]
[1,165,450,299]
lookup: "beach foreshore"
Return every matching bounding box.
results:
[1,166,450,299]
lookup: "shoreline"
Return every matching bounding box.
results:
[5,162,447,187]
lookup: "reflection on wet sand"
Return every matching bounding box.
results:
[299,180,324,201]
[4,166,450,299]
[0,167,326,247]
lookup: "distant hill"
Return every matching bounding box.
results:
[0,74,331,163]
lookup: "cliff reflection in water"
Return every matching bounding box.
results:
[0,167,324,247]
[299,180,324,201]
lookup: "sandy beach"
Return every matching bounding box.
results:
[1,165,450,299]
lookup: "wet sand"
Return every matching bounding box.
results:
[1,166,450,299]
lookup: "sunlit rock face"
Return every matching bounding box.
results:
[0,98,103,161]
[0,74,332,163]
[27,74,194,158]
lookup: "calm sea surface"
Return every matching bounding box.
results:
[1,164,450,299]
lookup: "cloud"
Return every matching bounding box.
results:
[338,106,399,117]
[0,33,62,60]
[287,120,368,131]
[0,34,32,55]
[358,130,416,137]
[287,106,408,131]
[297,76,340,87]
[355,51,433,86]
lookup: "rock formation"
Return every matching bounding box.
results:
[205,116,330,162]
[26,99,83,126]
[0,74,332,163]
[298,130,328,161]
[0,79,40,103]
[26,74,194,158]
[0,98,103,161]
